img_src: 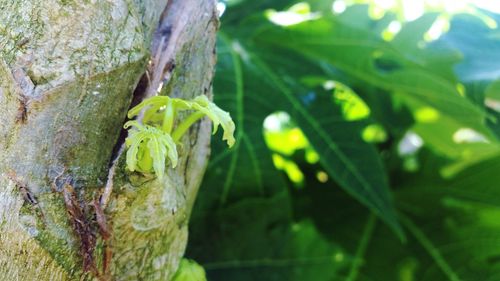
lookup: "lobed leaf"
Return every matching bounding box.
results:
[124,120,178,179]
[191,95,236,147]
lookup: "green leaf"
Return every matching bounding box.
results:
[147,137,167,179]
[257,15,497,160]
[283,149,500,281]
[258,54,402,236]
[390,153,500,280]
[172,259,207,281]
[209,28,403,237]
[191,95,236,147]
[187,191,347,281]
[124,120,178,179]
[125,130,146,172]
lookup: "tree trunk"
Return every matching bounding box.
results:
[0,0,217,280]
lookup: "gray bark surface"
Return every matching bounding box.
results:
[0,0,217,280]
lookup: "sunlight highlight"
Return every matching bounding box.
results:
[341,0,500,22]
[382,20,402,41]
[264,112,290,132]
[362,124,388,143]
[398,131,423,156]
[217,2,226,17]
[414,107,440,123]
[266,2,320,26]
[424,16,449,41]
[332,0,346,14]
[452,128,489,144]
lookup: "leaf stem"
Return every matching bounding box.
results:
[172,111,205,142]
[162,99,175,133]
[346,213,377,281]
[400,213,462,281]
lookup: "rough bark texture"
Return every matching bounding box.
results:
[0,0,217,280]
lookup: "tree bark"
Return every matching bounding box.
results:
[0,0,217,280]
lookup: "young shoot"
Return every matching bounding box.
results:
[124,95,235,179]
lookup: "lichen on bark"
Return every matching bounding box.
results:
[0,0,218,280]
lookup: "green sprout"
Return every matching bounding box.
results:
[124,95,235,179]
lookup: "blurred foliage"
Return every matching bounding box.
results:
[185,1,500,280]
